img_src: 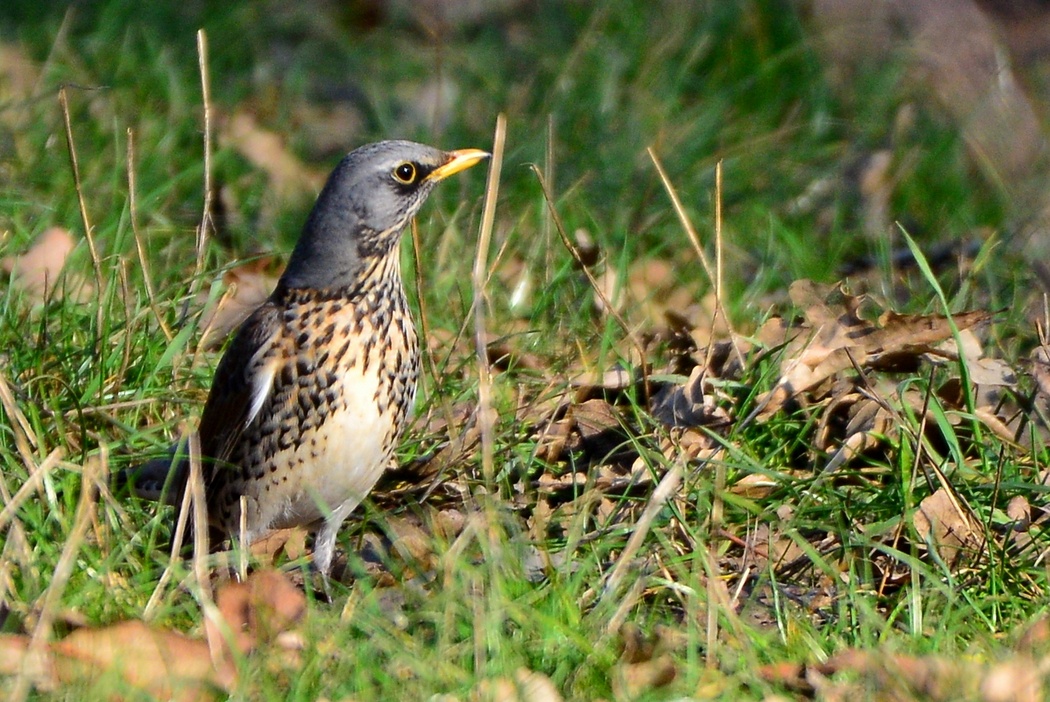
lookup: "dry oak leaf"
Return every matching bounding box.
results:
[593,258,699,326]
[210,569,307,656]
[533,398,631,466]
[729,472,779,499]
[2,227,90,303]
[754,661,812,694]
[0,570,305,700]
[0,619,230,701]
[650,366,731,429]
[819,649,972,699]
[0,41,40,159]
[757,280,991,418]
[912,487,982,568]
[198,257,280,349]
[472,668,563,702]
[766,648,1048,701]
[220,110,326,201]
[820,397,894,473]
[1030,344,1050,400]
[250,526,309,564]
[0,41,37,103]
[979,658,1046,702]
[611,623,679,700]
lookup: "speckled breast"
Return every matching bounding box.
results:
[214,271,420,536]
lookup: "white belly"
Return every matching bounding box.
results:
[254,367,395,532]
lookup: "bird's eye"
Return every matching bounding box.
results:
[393,162,417,184]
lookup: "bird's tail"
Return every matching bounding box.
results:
[114,445,189,506]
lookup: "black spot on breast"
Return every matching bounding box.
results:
[334,338,352,364]
[318,323,336,346]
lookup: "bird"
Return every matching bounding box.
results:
[127,140,489,578]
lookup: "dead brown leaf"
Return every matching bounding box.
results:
[912,487,983,568]
[756,281,992,418]
[472,668,562,702]
[2,227,90,303]
[569,366,639,399]
[594,258,701,327]
[52,621,230,701]
[1006,495,1032,530]
[650,366,731,429]
[533,414,573,463]
[755,661,812,693]
[250,527,309,564]
[571,399,623,442]
[611,623,678,700]
[199,258,280,349]
[821,397,895,473]
[1018,614,1050,653]
[0,41,37,104]
[0,41,40,159]
[1031,345,1050,399]
[384,515,437,572]
[220,110,326,202]
[820,648,972,699]
[211,569,306,658]
[979,658,1045,702]
[664,427,720,461]
[485,333,544,373]
[0,570,305,699]
[763,647,1049,701]
[729,473,779,499]
[532,398,631,465]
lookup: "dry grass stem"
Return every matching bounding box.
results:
[144,434,197,619]
[647,148,742,366]
[605,573,648,637]
[126,127,172,342]
[0,365,39,466]
[193,28,214,285]
[706,478,725,665]
[472,113,507,489]
[600,458,685,607]
[529,166,650,393]
[705,162,726,667]
[187,431,211,598]
[0,448,63,537]
[11,448,106,702]
[58,87,103,306]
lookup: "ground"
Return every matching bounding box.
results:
[0,1,1049,700]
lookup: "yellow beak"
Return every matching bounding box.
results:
[428,148,490,182]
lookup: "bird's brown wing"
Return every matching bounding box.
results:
[197,300,284,467]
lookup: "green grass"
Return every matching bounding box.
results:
[1,0,1048,699]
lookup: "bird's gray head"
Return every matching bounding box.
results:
[280,140,488,291]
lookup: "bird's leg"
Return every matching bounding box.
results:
[309,501,356,601]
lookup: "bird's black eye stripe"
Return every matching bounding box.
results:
[393,162,417,184]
